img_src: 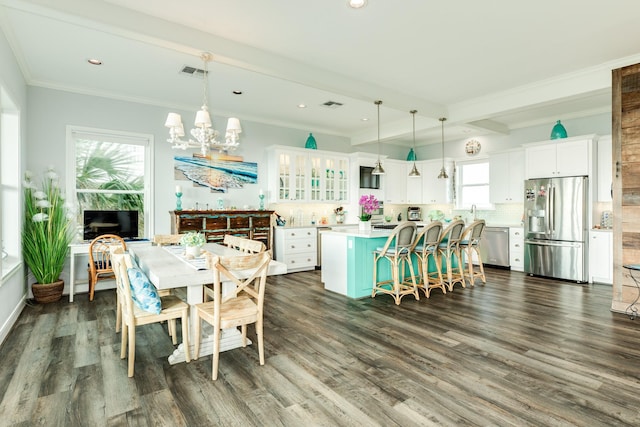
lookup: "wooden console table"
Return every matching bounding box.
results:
[170,210,274,250]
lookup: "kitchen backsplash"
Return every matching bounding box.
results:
[270,202,525,226]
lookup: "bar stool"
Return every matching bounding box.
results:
[372,221,419,305]
[436,220,465,292]
[459,220,486,286]
[410,221,444,298]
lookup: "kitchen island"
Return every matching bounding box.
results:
[321,227,392,298]
[321,227,438,299]
[321,225,459,299]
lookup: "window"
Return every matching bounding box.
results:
[456,159,491,209]
[0,91,20,282]
[67,127,154,240]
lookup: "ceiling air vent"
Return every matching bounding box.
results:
[180,65,207,78]
[321,100,343,109]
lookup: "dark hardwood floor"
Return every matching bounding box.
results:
[1,268,640,426]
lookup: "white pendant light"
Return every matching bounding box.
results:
[371,100,385,175]
[437,117,449,179]
[408,109,420,178]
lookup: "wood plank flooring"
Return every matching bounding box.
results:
[1,268,640,426]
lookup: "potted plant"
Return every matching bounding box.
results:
[22,167,73,303]
[180,231,206,257]
[358,194,379,231]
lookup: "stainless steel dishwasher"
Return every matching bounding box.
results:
[478,226,510,267]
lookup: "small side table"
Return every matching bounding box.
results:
[622,264,640,320]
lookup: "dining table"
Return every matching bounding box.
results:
[129,243,287,365]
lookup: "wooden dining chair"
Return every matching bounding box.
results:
[203,235,267,302]
[410,221,445,298]
[436,220,466,292]
[88,234,127,302]
[110,248,190,377]
[194,250,271,380]
[371,221,419,305]
[153,234,183,246]
[223,234,266,254]
[459,220,487,286]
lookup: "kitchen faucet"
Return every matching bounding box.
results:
[470,204,477,221]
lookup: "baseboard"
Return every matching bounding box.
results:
[0,296,26,346]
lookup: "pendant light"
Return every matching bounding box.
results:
[408,110,421,178]
[371,100,385,175]
[437,117,449,179]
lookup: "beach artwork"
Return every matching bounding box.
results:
[174,153,257,193]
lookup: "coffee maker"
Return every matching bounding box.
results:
[407,207,421,221]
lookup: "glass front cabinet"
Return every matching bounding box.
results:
[268,146,349,203]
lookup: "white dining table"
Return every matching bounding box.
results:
[129,243,287,364]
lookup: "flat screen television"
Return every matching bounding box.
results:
[83,210,139,241]
[359,166,380,189]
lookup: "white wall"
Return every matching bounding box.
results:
[0,26,28,345]
[26,86,363,235]
[415,113,611,161]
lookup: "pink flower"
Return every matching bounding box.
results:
[359,194,379,220]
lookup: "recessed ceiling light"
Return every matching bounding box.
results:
[232,90,243,95]
[87,58,102,65]
[348,0,367,9]
[298,104,307,108]
[361,118,369,121]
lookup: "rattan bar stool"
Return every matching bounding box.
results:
[410,221,445,298]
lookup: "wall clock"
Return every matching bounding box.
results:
[465,139,481,156]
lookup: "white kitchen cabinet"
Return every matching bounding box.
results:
[589,230,613,284]
[597,135,612,202]
[267,146,349,203]
[490,150,524,203]
[309,153,349,203]
[525,136,593,179]
[525,137,592,179]
[274,227,317,272]
[382,159,407,204]
[509,227,524,272]
[267,148,309,202]
[422,159,453,204]
[405,161,424,204]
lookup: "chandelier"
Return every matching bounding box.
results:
[164,53,242,156]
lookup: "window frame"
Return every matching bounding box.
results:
[0,93,21,283]
[455,158,493,210]
[66,126,154,241]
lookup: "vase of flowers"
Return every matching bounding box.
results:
[22,167,73,303]
[358,194,379,232]
[180,231,206,257]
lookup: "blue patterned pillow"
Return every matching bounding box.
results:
[127,267,162,314]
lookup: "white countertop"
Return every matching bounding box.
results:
[322,227,394,238]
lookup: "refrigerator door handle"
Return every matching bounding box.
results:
[525,240,582,248]
[549,184,555,234]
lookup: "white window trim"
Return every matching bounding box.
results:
[66,125,155,240]
[1,93,21,284]
[455,158,493,210]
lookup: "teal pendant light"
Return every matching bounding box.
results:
[305,133,317,149]
[550,120,567,139]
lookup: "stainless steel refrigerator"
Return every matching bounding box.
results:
[524,176,588,282]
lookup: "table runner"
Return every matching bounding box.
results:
[162,245,209,270]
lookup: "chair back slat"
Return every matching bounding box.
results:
[439,220,465,250]
[411,221,443,253]
[378,221,417,256]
